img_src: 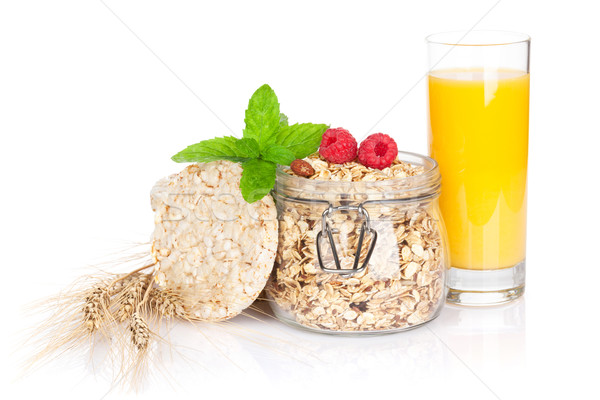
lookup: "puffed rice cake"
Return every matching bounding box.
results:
[150,161,278,321]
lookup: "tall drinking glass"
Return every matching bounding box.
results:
[426,31,530,305]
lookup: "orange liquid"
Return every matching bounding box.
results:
[428,68,529,270]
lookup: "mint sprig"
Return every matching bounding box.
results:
[171,84,328,203]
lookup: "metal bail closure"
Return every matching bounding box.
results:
[316,204,378,277]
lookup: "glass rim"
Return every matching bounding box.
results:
[426,30,530,47]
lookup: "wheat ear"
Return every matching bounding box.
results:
[129,312,151,351]
[82,284,110,332]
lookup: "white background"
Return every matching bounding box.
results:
[1,1,599,399]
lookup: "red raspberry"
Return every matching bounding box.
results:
[318,128,358,164]
[358,133,398,169]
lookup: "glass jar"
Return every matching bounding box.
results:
[266,151,449,334]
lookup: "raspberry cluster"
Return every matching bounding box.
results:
[318,128,398,170]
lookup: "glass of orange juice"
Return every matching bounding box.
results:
[426,31,530,305]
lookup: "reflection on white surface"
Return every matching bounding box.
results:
[429,298,526,367]
[13,298,527,398]
[146,301,452,384]
[153,299,526,390]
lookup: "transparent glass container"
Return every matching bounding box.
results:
[266,151,449,334]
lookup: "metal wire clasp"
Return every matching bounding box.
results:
[316,204,378,277]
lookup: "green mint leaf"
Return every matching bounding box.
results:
[171,136,249,163]
[235,138,260,158]
[239,159,276,203]
[243,84,280,152]
[261,144,295,166]
[276,123,329,159]
[279,113,289,127]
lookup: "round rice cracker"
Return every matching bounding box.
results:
[149,161,278,322]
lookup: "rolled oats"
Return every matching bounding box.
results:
[284,153,425,182]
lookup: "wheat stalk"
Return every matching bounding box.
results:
[24,261,288,392]
[115,274,150,322]
[82,285,109,332]
[148,287,186,319]
[129,312,151,351]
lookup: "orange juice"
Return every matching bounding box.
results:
[428,68,529,270]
